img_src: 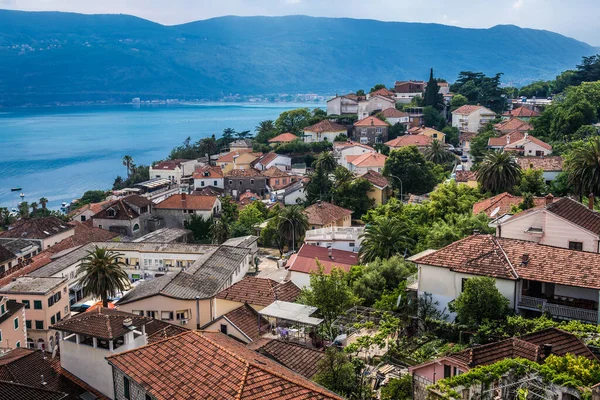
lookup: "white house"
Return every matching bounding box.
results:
[287,244,358,289]
[304,226,365,252]
[274,181,306,205]
[347,152,387,175]
[452,105,496,133]
[505,134,552,156]
[193,165,224,190]
[253,152,292,172]
[149,159,200,185]
[496,196,600,253]
[358,95,396,119]
[327,94,360,116]
[516,156,564,183]
[379,108,410,127]
[412,234,600,324]
[303,120,348,143]
[333,141,375,167]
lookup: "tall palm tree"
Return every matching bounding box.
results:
[278,205,309,251]
[30,202,38,216]
[199,136,218,162]
[358,217,412,263]
[76,247,129,307]
[18,202,29,219]
[315,151,337,173]
[236,130,251,139]
[222,128,236,146]
[39,198,48,210]
[122,155,133,178]
[333,166,354,188]
[477,151,522,194]
[424,140,456,164]
[566,137,600,197]
[256,120,275,135]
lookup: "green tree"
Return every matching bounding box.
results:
[427,181,484,219]
[231,202,265,237]
[358,217,412,263]
[275,108,312,135]
[519,80,552,98]
[0,208,14,230]
[566,136,600,197]
[18,202,29,219]
[222,128,235,146]
[333,177,374,219]
[450,71,505,113]
[469,130,495,161]
[198,135,218,159]
[388,123,406,140]
[259,217,287,255]
[422,213,492,250]
[210,218,230,244]
[352,257,415,307]
[220,196,239,223]
[313,347,357,397]
[477,151,522,194]
[383,146,439,196]
[380,375,412,400]
[298,263,360,327]
[449,94,468,112]
[183,215,212,242]
[441,126,460,147]
[450,277,510,326]
[424,139,456,164]
[305,165,333,204]
[356,89,365,97]
[423,106,445,129]
[424,68,443,109]
[122,155,133,178]
[369,83,386,93]
[255,120,277,144]
[517,168,547,195]
[76,247,130,307]
[519,192,536,210]
[278,205,309,250]
[315,151,337,173]
[574,54,600,86]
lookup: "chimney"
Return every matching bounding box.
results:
[506,134,511,145]
[123,318,133,327]
[521,253,529,265]
[181,192,187,201]
[542,344,553,359]
[589,193,595,210]
[545,194,554,206]
[370,118,374,126]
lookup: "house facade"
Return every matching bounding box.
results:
[287,244,358,288]
[334,141,375,167]
[0,297,26,350]
[92,195,153,238]
[304,201,353,230]
[352,116,389,145]
[224,169,268,199]
[379,108,410,128]
[0,239,39,275]
[304,226,365,252]
[0,276,69,351]
[347,152,387,174]
[193,165,224,190]
[303,120,348,143]
[0,217,75,251]
[149,159,199,185]
[357,95,395,119]
[326,94,360,116]
[261,167,296,190]
[216,151,260,174]
[360,170,392,206]
[154,194,221,227]
[452,105,496,133]
[253,152,292,172]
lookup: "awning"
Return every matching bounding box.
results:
[258,301,323,326]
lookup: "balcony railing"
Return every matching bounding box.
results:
[304,227,364,242]
[518,295,598,323]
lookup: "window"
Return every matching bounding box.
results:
[56,311,61,322]
[250,179,255,185]
[161,311,174,321]
[15,341,20,348]
[220,324,228,335]
[239,180,243,185]
[444,364,452,379]
[107,208,116,217]
[70,271,75,279]
[349,242,355,247]
[432,133,438,139]
[213,180,217,186]
[34,300,42,310]
[54,292,61,302]
[461,278,468,292]
[147,311,157,319]
[65,306,69,314]
[133,224,140,232]
[132,310,144,316]
[51,315,56,325]
[229,180,233,185]
[14,318,19,330]
[81,215,86,222]
[26,320,31,329]
[146,395,153,400]
[98,225,102,229]
[48,296,54,307]
[1,304,4,315]
[176,310,188,320]
[35,321,44,329]
[376,128,382,134]
[201,180,205,187]
[275,179,279,185]
[569,241,583,251]
[124,376,131,399]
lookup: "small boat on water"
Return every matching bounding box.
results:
[10,187,21,192]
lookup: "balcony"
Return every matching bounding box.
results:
[304,226,365,242]
[518,295,598,323]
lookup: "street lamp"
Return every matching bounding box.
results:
[388,174,403,202]
[280,217,295,253]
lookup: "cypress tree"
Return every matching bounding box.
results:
[424,68,441,108]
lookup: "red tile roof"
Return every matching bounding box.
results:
[287,244,358,274]
[504,134,552,151]
[543,197,600,236]
[218,304,270,341]
[369,88,395,98]
[488,131,526,147]
[503,107,540,118]
[106,331,343,400]
[269,133,300,143]
[304,120,347,133]
[455,170,477,183]
[413,234,600,289]
[255,152,280,167]
[216,277,301,307]
[349,152,387,168]
[385,134,433,148]
[225,168,264,178]
[333,141,374,151]
[359,170,389,188]
[380,108,409,118]
[354,115,388,127]
[472,192,546,218]
[453,105,494,116]
[517,156,564,172]
[155,194,218,211]
[68,200,112,217]
[303,202,353,226]
[262,166,290,178]
[193,165,224,179]
[217,150,259,163]
[253,340,326,378]
[0,217,73,240]
[152,159,188,171]
[494,118,533,133]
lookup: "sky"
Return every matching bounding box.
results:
[1,0,598,45]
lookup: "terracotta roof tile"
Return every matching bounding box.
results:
[488,131,526,147]
[304,120,347,133]
[494,118,533,133]
[216,277,301,307]
[0,217,72,240]
[385,134,433,148]
[219,304,270,341]
[503,107,540,118]
[380,108,409,118]
[349,152,387,168]
[152,159,189,171]
[225,168,264,178]
[254,340,326,378]
[369,88,395,98]
[269,133,299,143]
[193,165,224,179]
[93,198,139,221]
[455,170,477,183]
[472,192,546,218]
[217,150,260,163]
[545,197,600,236]
[286,244,357,274]
[303,202,352,226]
[453,105,494,116]
[517,156,564,172]
[359,170,389,188]
[155,194,218,211]
[354,116,388,127]
[262,166,290,178]
[106,331,342,400]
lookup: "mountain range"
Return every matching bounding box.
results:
[0,10,596,106]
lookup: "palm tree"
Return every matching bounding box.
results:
[424,140,456,164]
[236,130,251,139]
[278,205,309,251]
[222,128,236,146]
[76,246,130,307]
[18,202,29,219]
[256,120,275,135]
[211,218,230,244]
[199,136,218,162]
[122,155,133,178]
[566,137,600,197]
[358,218,413,263]
[477,151,522,194]
[333,166,354,188]
[39,198,48,210]
[315,151,337,173]
[30,202,38,216]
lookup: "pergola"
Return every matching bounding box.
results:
[258,301,323,344]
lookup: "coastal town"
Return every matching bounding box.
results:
[1,54,600,400]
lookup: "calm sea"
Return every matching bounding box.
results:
[0,103,322,210]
